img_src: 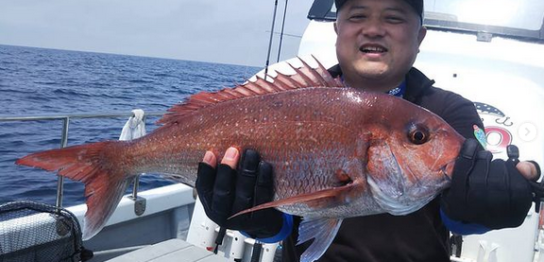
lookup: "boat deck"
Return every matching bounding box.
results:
[107,239,228,262]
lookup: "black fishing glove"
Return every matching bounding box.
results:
[441,138,535,230]
[195,149,284,239]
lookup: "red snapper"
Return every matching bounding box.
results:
[17,58,464,262]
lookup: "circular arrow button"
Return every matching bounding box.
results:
[518,122,538,142]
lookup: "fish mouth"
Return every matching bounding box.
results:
[359,43,388,54]
[439,160,456,181]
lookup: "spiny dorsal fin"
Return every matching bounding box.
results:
[156,56,344,125]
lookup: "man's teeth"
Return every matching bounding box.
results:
[362,46,386,53]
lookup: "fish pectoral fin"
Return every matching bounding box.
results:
[298,217,343,262]
[229,184,355,219]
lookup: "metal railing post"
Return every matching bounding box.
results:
[131,174,146,216]
[132,175,140,200]
[56,117,70,209]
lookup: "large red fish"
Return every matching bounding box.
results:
[17,58,464,262]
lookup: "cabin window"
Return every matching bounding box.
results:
[307,0,544,41]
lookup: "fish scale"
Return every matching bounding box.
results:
[17,58,464,262]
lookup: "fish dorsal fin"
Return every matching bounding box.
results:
[156,56,344,125]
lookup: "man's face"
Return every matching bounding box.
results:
[334,0,426,88]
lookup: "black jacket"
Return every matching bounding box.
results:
[282,66,483,262]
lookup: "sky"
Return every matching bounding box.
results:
[0,0,315,67]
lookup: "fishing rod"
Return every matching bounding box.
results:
[277,0,289,63]
[264,0,279,81]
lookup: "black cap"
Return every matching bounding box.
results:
[335,0,423,22]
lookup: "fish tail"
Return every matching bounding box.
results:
[16,141,133,240]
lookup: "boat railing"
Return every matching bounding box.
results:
[0,111,165,212]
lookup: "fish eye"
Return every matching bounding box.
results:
[407,124,430,145]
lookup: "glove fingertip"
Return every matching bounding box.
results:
[254,161,275,205]
[459,139,481,159]
[257,161,273,186]
[241,149,261,171]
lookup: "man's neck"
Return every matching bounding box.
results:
[344,76,404,93]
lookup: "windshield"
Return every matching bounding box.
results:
[307,0,544,41]
[425,0,544,31]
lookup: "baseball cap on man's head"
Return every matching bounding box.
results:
[335,0,423,22]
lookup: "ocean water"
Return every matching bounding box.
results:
[0,44,260,207]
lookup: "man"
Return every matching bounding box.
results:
[196,0,541,261]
